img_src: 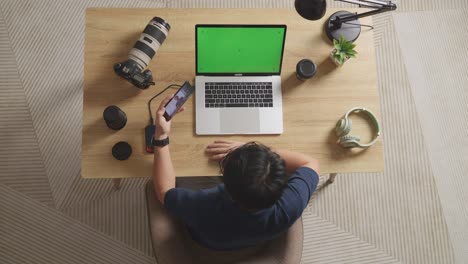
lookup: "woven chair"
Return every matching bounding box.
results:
[145,181,303,264]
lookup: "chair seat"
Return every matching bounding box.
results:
[145,181,303,264]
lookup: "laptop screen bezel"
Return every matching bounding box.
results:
[195,24,287,76]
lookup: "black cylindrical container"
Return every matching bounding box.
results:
[296,59,317,80]
[112,141,132,160]
[103,105,127,130]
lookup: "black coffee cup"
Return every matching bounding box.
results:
[296,59,317,80]
[103,105,127,130]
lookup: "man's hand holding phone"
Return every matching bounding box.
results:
[155,94,185,140]
[163,81,194,121]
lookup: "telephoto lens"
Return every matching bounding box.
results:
[114,17,171,89]
[130,17,170,70]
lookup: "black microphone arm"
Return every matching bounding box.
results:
[331,0,396,29]
[325,0,397,42]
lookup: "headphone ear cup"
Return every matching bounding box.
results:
[339,135,361,148]
[335,118,352,137]
[335,119,345,137]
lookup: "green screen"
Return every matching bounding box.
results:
[197,26,286,74]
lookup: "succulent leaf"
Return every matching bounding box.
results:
[332,35,357,64]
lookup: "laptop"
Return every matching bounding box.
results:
[195,25,287,135]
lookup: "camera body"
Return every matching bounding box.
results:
[114,60,154,89]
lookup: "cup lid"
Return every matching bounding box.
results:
[296,59,317,78]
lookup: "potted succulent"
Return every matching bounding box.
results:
[330,35,357,66]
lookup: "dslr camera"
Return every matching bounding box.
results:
[114,17,170,89]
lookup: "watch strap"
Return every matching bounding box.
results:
[152,136,169,147]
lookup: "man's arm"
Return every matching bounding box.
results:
[274,149,320,174]
[153,139,175,205]
[152,95,185,205]
[205,140,320,174]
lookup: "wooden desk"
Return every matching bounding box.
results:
[83,8,383,180]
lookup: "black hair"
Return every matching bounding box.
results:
[220,142,288,210]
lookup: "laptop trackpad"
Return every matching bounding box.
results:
[220,108,260,134]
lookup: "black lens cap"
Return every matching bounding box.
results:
[112,141,132,160]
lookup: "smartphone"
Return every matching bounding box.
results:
[163,81,194,121]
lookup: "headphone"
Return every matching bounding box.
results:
[335,107,381,148]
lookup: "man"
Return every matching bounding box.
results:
[152,95,320,250]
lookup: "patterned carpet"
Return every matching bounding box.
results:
[393,11,468,262]
[1,0,467,263]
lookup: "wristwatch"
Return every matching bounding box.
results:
[152,136,169,147]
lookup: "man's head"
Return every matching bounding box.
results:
[221,142,288,210]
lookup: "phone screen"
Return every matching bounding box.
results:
[164,82,193,120]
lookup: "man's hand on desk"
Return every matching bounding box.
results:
[206,140,245,161]
[154,94,185,140]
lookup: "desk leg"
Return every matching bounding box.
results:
[113,178,122,190]
[327,173,337,184]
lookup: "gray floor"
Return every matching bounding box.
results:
[1,0,467,263]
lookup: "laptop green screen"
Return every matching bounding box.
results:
[196,26,286,74]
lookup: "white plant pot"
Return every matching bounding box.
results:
[330,49,350,66]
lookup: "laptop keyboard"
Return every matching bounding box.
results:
[204,82,273,108]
